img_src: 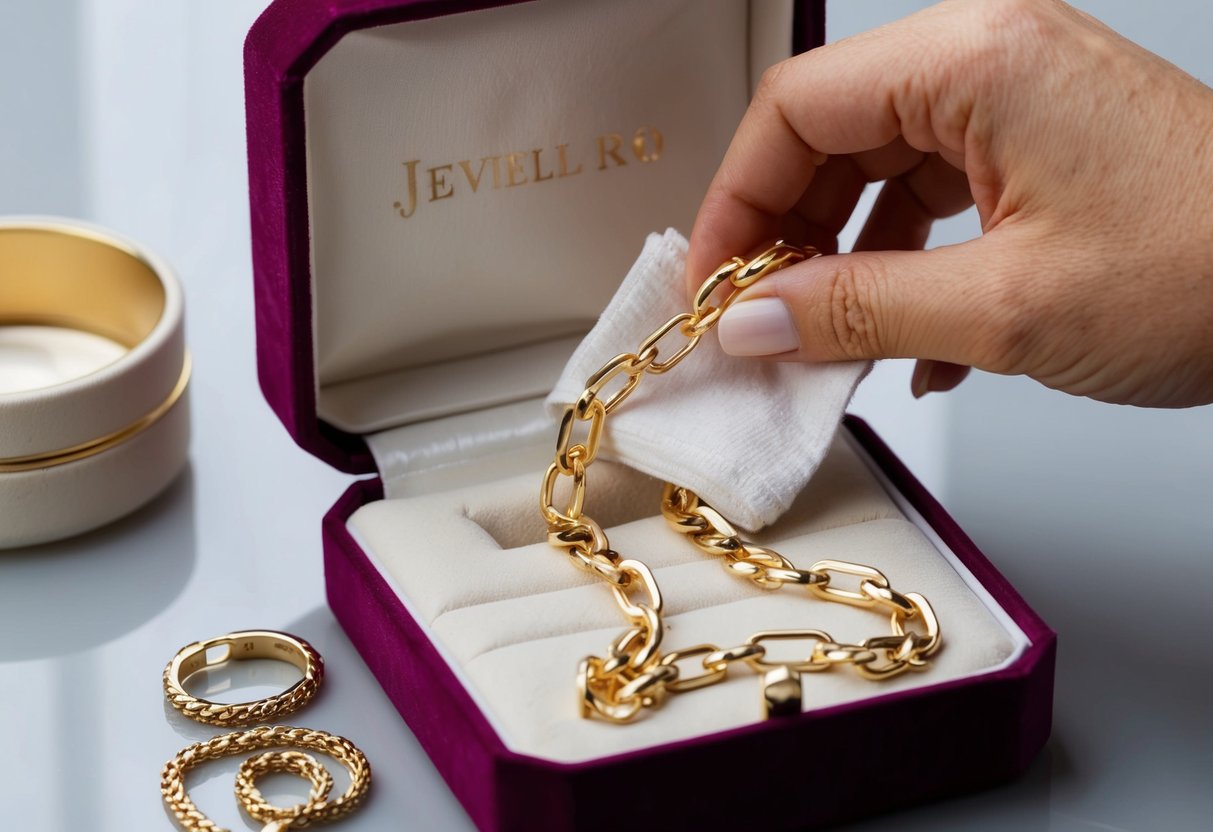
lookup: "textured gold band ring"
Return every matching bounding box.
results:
[164,630,324,726]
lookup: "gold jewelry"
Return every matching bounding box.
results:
[164,630,324,726]
[541,242,942,723]
[160,725,371,832]
[236,751,333,831]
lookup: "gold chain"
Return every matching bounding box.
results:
[540,241,942,723]
[160,725,372,832]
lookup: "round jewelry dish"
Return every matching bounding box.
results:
[0,216,190,548]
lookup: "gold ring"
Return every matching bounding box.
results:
[161,725,371,832]
[163,630,324,726]
[235,750,333,830]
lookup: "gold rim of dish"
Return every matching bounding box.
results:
[0,353,191,473]
[0,222,167,351]
[0,219,187,472]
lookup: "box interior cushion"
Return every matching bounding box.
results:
[347,431,1026,763]
[303,0,795,434]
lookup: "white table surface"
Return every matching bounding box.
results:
[2,2,1211,831]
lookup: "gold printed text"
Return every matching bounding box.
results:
[392,127,662,219]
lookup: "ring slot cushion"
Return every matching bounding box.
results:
[244,1,1056,829]
[346,432,1024,763]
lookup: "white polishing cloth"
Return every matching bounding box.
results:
[545,229,870,531]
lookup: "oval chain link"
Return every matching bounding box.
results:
[541,242,942,722]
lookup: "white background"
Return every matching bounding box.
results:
[1,1,1211,830]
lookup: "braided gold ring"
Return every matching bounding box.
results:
[235,750,333,830]
[161,725,371,832]
[164,630,324,726]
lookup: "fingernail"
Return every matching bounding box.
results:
[911,360,934,398]
[718,297,800,356]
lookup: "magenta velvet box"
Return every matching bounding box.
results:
[244,1,1056,830]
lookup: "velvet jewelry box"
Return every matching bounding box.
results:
[243,1,1057,829]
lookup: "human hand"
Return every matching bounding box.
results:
[689,0,1213,407]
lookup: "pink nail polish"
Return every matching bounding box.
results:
[717,297,800,356]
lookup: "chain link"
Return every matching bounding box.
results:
[541,242,944,722]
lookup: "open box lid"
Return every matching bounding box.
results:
[245,0,826,473]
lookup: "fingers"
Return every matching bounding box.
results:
[684,104,823,291]
[854,154,974,253]
[686,6,977,285]
[705,157,979,373]
[779,154,868,255]
[911,360,972,397]
[715,233,1028,370]
[687,136,961,292]
[779,139,945,256]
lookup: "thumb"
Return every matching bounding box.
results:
[716,236,1025,370]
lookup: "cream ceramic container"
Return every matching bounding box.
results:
[0,217,189,548]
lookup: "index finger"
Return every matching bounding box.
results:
[685,4,973,288]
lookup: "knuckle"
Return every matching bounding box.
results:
[823,261,889,359]
[972,0,1059,61]
[753,59,792,105]
[977,0,1054,29]
[934,0,1053,93]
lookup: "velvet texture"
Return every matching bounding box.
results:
[244,0,825,473]
[323,417,1057,832]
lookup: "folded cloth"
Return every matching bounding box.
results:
[545,229,870,532]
